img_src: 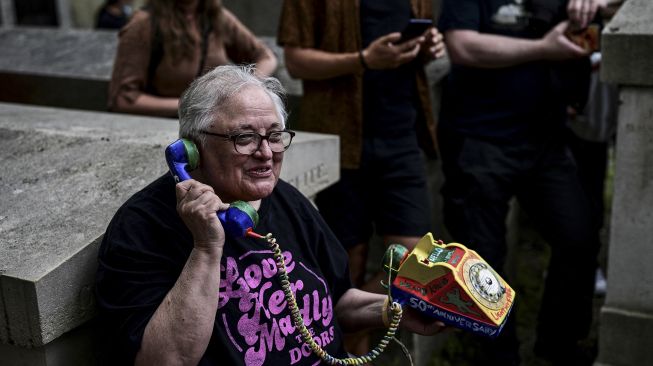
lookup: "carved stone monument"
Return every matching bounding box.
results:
[597,0,653,365]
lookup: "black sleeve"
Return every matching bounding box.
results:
[438,0,481,33]
[95,179,191,364]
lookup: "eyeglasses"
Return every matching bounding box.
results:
[201,130,296,155]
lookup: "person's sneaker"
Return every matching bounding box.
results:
[595,268,607,296]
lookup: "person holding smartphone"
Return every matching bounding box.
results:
[278,0,445,356]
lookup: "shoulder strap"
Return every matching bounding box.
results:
[196,17,213,78]
[145,7,164,94]
[144,7,211,86]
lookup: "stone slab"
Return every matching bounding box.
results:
[0,318,103,366]
[597,306,653,366]
[0,27,301,112]
[0,27,117,111]
[601,0,653,86]
[0,28,116,80]
[0,102,339,347]
[55,0,72,28]
[1,0,15,27]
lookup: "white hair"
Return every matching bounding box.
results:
[178,64,287,147]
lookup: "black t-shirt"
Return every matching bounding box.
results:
[438,0,580,141]
[96,174,352,365]
[360,0,420,137]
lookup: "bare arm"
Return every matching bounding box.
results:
[284,32,424,80]
[335,289,445,335]
[335,289,387,332]
[135,248,222,366]
[284,47,363,80]
[113,93,179,118]
[135,180,228,365]
[445,21,589,69]
[254,46,278,78]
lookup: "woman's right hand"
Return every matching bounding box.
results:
[175,179,229,253]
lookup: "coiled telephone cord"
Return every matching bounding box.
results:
[247,230,407,365]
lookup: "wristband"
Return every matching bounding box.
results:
[381,297,390,328]
[358,49,369,70]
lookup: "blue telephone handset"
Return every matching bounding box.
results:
[165,139,259,237]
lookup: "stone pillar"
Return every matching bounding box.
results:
[69,0,103,29]
[0,0,14,27]
[55,0,72,28]
[597,0,653,365]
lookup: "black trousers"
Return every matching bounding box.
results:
[439,128,600,359]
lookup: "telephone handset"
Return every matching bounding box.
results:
[164,138,259,238]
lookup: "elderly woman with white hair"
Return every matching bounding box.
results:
[96,65,444,366]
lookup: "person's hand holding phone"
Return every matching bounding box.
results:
[567,0,607,30]
[361,32,423,70]
[421,27,446,60]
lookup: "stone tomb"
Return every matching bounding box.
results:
[0,27,301,113]
[0,27,117,111]
[0,102,338,364]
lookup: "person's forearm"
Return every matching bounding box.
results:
[113,93,179,118]
[284,47,364,80]
[334,289,387,333]
[135,247,222,366]
[255,47,278,77]
[445,30,547,68]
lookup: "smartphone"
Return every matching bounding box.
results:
[398,18,433,43]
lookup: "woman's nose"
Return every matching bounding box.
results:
[253,139,273,158]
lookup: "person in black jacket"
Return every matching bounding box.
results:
[438,0,607,364]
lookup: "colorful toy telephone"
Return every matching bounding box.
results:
[382,233,516,338]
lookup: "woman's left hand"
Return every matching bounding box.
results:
[396,305,448,335]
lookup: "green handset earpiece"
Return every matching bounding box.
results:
[165,138,259,236]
